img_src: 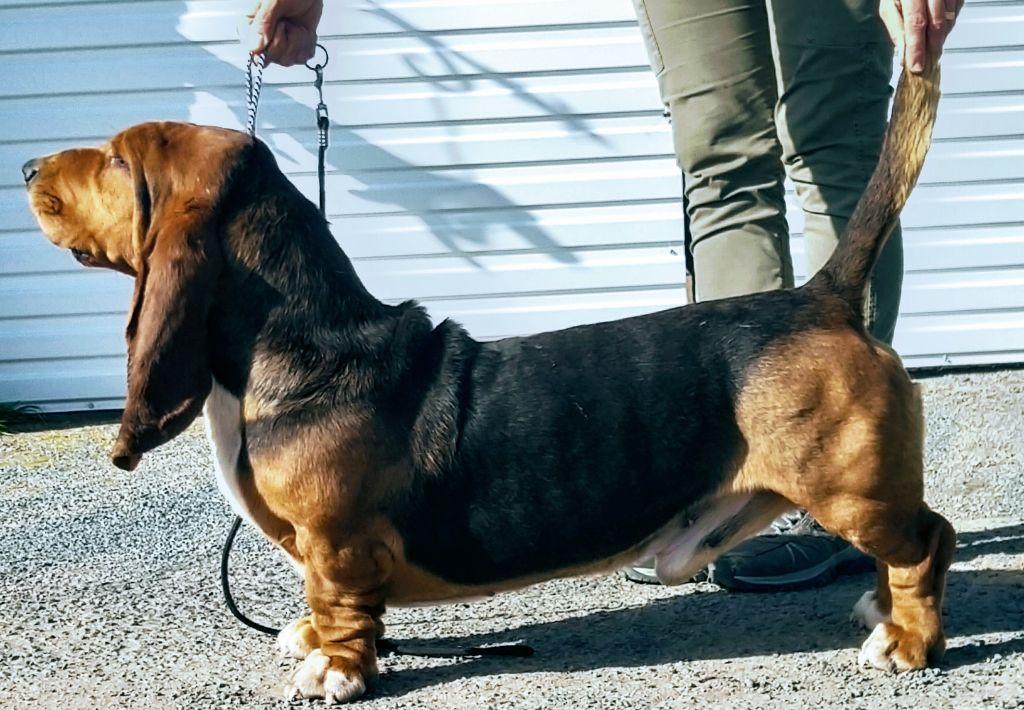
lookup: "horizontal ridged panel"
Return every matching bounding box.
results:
[5,43,1024,102]
[0,355,127,406]
[3,1,1019,53]
[2,0,1022,411]
[1,79,1022,145]
[5,129,1024,192]
[7,168,1024,232]
[0,0,637,51]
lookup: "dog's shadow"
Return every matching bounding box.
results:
[374,524,1024,698]
[955,524,1024,561]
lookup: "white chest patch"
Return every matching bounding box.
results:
[203,380,258,528]
[204,381,302,572]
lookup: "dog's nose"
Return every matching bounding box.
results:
[22,158,40,184]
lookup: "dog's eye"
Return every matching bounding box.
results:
[108,154,128,171]
[70,248,97,267]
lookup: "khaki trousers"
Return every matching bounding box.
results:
[634,0,902,343]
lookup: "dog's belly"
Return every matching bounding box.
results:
[385,491,790,604]
[204,380,300,568]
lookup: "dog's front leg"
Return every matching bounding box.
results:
[285,528,389,704]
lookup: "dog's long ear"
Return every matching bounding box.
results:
[109,124,248,471]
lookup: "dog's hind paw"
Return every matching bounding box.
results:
[277,616,320,660]
[858,622,939,673]
[285,650,368,704]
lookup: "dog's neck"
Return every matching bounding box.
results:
[206,165,432,411]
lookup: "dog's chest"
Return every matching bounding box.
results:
[203,380,260,529]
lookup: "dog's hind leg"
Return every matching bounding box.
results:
[732,336,955,671]
[791,380,954,672]
[862,508,955,671]
[277,614,386,661]
[812,500,955,671]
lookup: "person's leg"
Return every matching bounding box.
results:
[633,0,792,301]
[627,0,795,587]
[771,0,902,343]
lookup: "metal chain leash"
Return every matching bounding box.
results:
[245,51,265,137]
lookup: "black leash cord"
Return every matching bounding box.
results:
[224,45,533,661]
[221,515,281,636]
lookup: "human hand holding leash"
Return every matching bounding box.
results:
[880,0,963,73]
[244,0,324,67]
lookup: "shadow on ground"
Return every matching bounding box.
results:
[956,524,1024,561]
[371,524,1024,699]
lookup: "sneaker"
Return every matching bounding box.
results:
[623,511,873,591]
[710,532,874,593]
[769,508,820,535]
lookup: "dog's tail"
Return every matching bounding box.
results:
[806,63,941,312]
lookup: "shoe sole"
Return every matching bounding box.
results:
[711,545,874,593]
[622,565,660,585]
[622,566,710,585]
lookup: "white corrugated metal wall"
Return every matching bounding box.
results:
[1,0,1022,412]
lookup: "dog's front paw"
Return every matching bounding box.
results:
[858,622,940,672]
[285,649,369,704]
[850,590,891,630]
[277,616,320,660]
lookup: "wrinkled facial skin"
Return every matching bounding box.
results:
[25,146,137,275]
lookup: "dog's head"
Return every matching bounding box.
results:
[24,122,252,471]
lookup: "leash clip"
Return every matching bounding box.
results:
[304,44,331,215]
[312,64,330,146]
[307,44,331,150]
[316,104,330,148]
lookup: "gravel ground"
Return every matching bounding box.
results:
[1,369,1022,709]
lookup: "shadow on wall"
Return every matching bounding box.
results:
[175,1,597,267]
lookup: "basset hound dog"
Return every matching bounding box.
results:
[24,63,953,703]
